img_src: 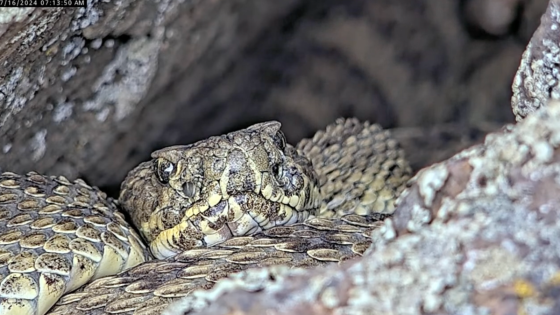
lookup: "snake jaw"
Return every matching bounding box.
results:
[119,121,323,259]
[149,220,204,259]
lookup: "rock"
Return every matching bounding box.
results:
[512,0,560,120]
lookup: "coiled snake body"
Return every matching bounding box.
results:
[0,118,411,315]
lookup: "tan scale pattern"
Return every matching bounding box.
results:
[0,172,150,315]
[48,214,384,315]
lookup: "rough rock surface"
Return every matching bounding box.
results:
[512,0,560,120]
[163,99,560,315]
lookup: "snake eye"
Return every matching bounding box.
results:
[155,158,175,184]
[273,130,286,151]
[182,181,197,198]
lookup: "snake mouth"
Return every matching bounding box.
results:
[189,191,314,245]
[147,191,317,259]
[144,180,320,258]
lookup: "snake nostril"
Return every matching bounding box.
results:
[272,163,282,179]
[182,181,197,198]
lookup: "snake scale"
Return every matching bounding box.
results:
[0,118,412,315]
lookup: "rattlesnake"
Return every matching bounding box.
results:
[0,118,411,315]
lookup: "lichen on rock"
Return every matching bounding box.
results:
[512,0,560,121]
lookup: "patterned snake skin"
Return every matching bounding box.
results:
[0,118,412,315]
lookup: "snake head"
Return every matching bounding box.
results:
[119,121,321,259]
